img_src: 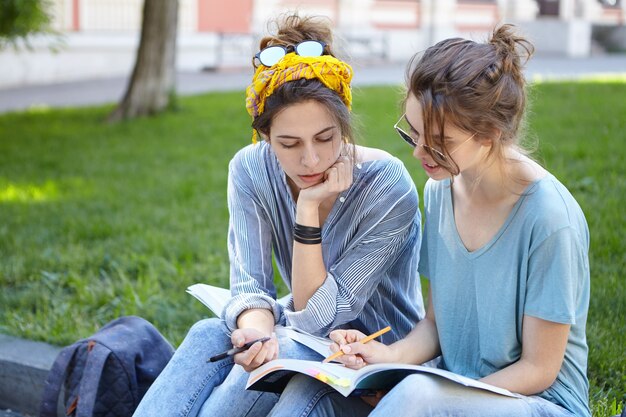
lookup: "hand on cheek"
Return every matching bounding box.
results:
[321,155,353,194]
[298,155,353,205]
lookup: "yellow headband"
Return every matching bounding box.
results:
[245,53,353,143]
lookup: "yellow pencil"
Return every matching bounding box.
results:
[322,326,391,363]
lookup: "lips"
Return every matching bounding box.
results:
[299,173,324,184]
[421,160,441,175]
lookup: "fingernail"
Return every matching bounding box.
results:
[342,345,351,354]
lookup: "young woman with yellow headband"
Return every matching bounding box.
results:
[133,14,425,417]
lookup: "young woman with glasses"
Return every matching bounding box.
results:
[268,25,590,417]
[132,14,425,417]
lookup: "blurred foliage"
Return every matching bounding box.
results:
[0,0,54,49]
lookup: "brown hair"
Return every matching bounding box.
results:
[258,14,337,56]
[406,24,534,175]
[251,14,355,155]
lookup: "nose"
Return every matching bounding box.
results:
[301,144,320,168]
[412,143,426,160]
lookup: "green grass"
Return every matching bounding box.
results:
[0,81,624,416]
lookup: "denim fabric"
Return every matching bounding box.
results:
[133,318,323,417]
[268,374,373,417]
[268,373,575,417]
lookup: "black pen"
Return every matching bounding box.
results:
[207,336,272,362]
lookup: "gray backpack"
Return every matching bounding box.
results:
[40,316,174,417]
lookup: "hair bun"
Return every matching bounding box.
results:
[489,24,534,82]
[260,14,335,56]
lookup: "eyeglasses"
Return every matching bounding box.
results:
[253,40,327,67]
[394,114,476,162]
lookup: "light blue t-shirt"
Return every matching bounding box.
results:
[419,174,590,417]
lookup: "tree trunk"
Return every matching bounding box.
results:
[108,0,179,122]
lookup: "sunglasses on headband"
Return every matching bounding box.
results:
[253,40,327,67]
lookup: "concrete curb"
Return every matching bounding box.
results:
[0,334,61,416]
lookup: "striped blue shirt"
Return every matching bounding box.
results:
[223,142,425,343]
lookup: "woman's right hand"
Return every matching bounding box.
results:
[297,155,353,208]
[231,328,279,372]
[328,329,393,369]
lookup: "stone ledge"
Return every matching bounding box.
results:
[0,334,61,416]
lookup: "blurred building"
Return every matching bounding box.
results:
[1,0,624,87]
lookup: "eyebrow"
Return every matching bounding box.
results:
[275,126,336,140]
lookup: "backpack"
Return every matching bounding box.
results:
[40,316,174,417]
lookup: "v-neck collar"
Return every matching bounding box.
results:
[445,176,547,259]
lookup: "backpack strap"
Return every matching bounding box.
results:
[75,341,111,417]
[40,343,81,417]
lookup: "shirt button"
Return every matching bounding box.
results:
[356,163,362,169]
[339,197,346,203]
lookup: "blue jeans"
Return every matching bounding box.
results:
[132,318,323,417]
[268,373,575,417]
[267,374,373,417]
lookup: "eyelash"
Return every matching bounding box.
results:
[280,137,333,149]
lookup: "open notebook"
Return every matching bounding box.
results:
[247,359,518,398]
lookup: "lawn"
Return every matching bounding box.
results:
[0,81,624,416]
